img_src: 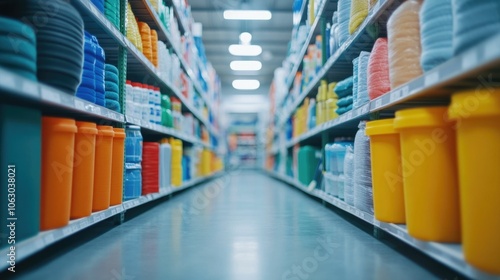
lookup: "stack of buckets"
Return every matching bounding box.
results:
[170,138,183,187]
[40,117,124,230]
[365,89,500,274]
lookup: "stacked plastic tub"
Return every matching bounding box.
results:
[335,76,354,115]
[104,0,120,28]
[0,17,37,81]
[353,121,373,214]
[419,0,453,72]
[124,125,143,200]
[8,0,84,94]
[104,64,121,112]
[76,32,96,102]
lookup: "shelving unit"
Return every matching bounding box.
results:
[265,170,499,280]
[0,172,223,271]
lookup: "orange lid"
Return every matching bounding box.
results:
[43,117,77,133]
[97,125,115,137]
[113,128,126,138]
[76,121,98,135]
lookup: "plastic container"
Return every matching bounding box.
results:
[394,107,460,242]
[366,119,405,224]
[142,142,159,194]
[160,141,172,190]
[0,106,41,245]
[92,126,115,211]
[110,128,125,206]
[353,122,373,214]
[298,146,320,186]
[124,163,142,200]
[125,125,143,163]
[41,117,77,230]
[448,90,500,273]
[71,122,97,219]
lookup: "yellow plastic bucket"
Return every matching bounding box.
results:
[366,118,405,224]
[394,107,460,242]
[449,90,500,274]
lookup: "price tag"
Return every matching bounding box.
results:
[41,88,61,104]
[462,51,478,70]
[373,220,381,227]
[62,227,72,236]
[75,99,85,111]
[424,72,439,87]
[346,111,353,120]
[21,80,37,96]
[397,229,405,240]
[92,106,101,115]
[44,234,55,244]
[485,38,498,61]
[374,98,382,109]
[71,224,78,232]
[390,89,401,103]
[80,219,89,228]
[401,86,409,97]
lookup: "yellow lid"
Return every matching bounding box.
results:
[394,107,452,129]
[366,119,398,136]
[449,89,500,119]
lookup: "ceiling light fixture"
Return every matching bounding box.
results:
[230,60,262,71]
[239,32,252,44]
[228,44,262,56]
[232,79,260,90]
[223,10,272,20]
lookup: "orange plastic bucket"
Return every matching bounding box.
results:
[110,128,125,206]
[394,107,460,242]
[92,126,114,211]
[70,122,97,219]
[41,117,77,230]
[366,118,405,224]
[449,90,500,273]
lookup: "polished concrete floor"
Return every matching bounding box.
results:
[15,171,444,280]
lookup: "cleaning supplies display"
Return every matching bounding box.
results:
[452,0,500,55]
[10,0,84,94]
[41,117,77,230]
[0,106,41,246]
[353,121,373,214]
[365,119,405,224]
[142,142,160,195]
[124,125,142,200]
[126,81,161,124]
[449,90,500,274]
[394,107,460,242]
[92,126,114,211]
[105,64,121,112]
[387,0,423,89]
[110,128,125,206]
[419,0,453,72]
[0,17,37,81]
[368,38,390,100]
[70,122,97,219]
[298,146,320,186]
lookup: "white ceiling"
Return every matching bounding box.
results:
[189,0,294,104]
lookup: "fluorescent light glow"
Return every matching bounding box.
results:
[239,32,252,44]
[223,10,272,20]
[232,79,260,90]
[229,44,262,56]
[230,60,262,71]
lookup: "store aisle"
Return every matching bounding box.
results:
[18,171,438,280]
